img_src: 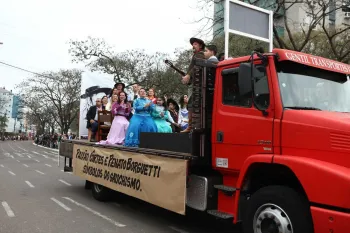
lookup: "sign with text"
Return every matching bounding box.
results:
[224,0,273,57]
[277,49,350,74]
[72,145,188,214]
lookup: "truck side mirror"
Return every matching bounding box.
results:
[238,63,253,96]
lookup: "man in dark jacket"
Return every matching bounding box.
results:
[86,98,102,141]
[181,37,206,133]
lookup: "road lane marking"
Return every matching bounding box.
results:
[27,155,31,158]
[0,164,4,168]
[23,164,29,168]
[34,159,40,162]
[17,147,27,152]
[16,160,20,162]
[8,171,16,176]
[15,153,23,158]
[45,164,52,167]
[59,179,71,186]
[35,170,45,175]
[50,198,71,211]
[43,151,56,155]
[32,143,59,152]
[32,151,48,158]
[2,202,15,217]
[25,181,35,188]
[8,144,18,152]
[62,197,126,227]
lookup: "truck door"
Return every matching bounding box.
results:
[212,63,275,171]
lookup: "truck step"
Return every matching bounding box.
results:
[64,166,73,172]
[207,210,234,219]
[214,185,237,195]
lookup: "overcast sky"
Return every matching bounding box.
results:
[0,0,210,93]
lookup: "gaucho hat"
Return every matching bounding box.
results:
[114,82,126,89]
[190,37,205,48]
[167,98,180,112]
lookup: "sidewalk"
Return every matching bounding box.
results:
[32,142,59,152]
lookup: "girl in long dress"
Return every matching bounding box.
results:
[96,92,131,145]
[151,97,173,133]
[124,88,158,147]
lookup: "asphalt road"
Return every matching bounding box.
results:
[0,140,242,233]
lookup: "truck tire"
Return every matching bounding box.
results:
[91,183,113,202]
[242,185,313,233]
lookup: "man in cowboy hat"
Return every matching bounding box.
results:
[181,37,206,133]
[109,82,126,97]
[113,82,126,94]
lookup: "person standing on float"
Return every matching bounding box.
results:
[124,88,158,147]
[181,37,206,133]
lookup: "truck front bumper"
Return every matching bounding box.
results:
[311,206,350,233]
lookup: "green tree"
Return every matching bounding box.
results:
[68,37,157,85]
[68,37,190,98]
[0,115,8,134]
[17,69,82,134]
[23,96,54,135]
[0,94,9,109]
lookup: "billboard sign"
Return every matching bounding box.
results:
[224,0,274,58]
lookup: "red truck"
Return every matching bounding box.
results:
[59,48,350,233]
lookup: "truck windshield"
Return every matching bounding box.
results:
[277,61,350,112]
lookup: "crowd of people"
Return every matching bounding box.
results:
[87,85,190,147]
[34,133,77,148]
[1,135,29,141]
[86,37,220,147]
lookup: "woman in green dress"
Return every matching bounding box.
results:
[151,97,173,133]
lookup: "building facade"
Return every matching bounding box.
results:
[0,87,23,133]
[213,0,350,39]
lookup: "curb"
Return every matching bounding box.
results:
[32,143,59,152]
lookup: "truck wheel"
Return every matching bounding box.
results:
[91,183,112,202]
[243,185,313,233]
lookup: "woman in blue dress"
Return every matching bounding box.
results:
[124,88,158,147]
[151,97,173,133]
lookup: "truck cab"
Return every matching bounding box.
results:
[208,49,350,233]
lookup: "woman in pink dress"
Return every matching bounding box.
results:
[96,92,131,145]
